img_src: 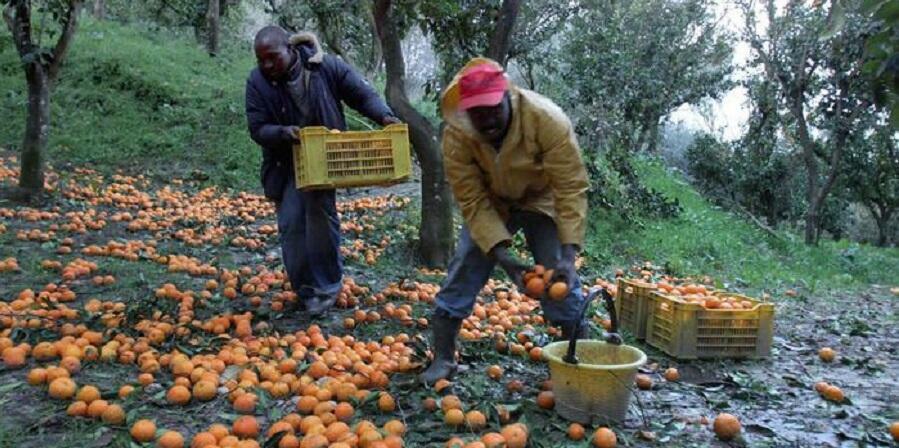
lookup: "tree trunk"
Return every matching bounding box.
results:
[92,0,105,19]
[206,0,220,56]
[375,0,454,268]
[365,1,382,78]
[19,64,50,197]
[485,0,521,65]
[872,204,892,247]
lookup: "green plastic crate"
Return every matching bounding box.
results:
[293,124,411,190]
[646,291,774,359]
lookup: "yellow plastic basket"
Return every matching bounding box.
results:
[646,291,774,359]
[614,278,656,340]
[293,124,412,190]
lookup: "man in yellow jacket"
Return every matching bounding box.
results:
[421,58,591,384]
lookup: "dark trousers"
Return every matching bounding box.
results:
[276,176,343,299]
[435,211,584,324]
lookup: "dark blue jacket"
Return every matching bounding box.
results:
[245,38,393,200]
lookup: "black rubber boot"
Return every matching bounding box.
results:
[419,312,463,385]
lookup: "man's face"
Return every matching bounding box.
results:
[255,41,292,80]
[466,94,511,143]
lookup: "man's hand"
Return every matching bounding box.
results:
[552,244,579,294]
[490,244,529,290]
[284,126,301,142]
[382,115,401,126]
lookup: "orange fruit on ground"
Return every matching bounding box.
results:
[234,393,257,413]
[49,377,77,399]
[713,413,741,441]
[323,421,350,442]
[296,395,318,414]
[528,347,543,362]
[441,395,462,412]
[501,424,528,448]
[268,421,295,438]
[444,408,464,427]
[890,422,899,442]
[383,419,405,436]
[76,385,101,403]
[525,277,545,297]
[463,443,485,448]
[86,399,109,418]
[158,431,185,448]
[139,373,155,386]
[822,384,844,403]
[445,437,465,448]
[307,361,329,379]
[819,347,836,363]
[481,433,506,448]
[567,423,585,440]
[60,356,81,374]
[814,381,829,393]
[167,385,191,405]
[635,374,653,390]
[422,397,438,412]
[233,416,259,438]
[208,423,231,440]
[193,380,217,401]
[536,391,555,409]
[486,365,503,380]
[101,404,125,425]
[131,419,157,442]
[2,347,26,368]
[335,402,354,421]
[383,435,403,448]
[27,368,48,385]
[67,401,88,417]
[664,368,679,382]
[378,393,396,412]
[465,410,486,430]
[278,434,300,448]
[357,430,382,448]
[592,427,616,447]
[548,282,569,301]
[189,432,218,448]
[434,378,452,393]
[119,385,136,398]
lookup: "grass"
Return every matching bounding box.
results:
[584,157,899,293]
[0,19,402,192]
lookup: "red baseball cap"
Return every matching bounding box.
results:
[458,64,508,110]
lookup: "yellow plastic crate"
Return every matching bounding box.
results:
[614,278,656,340]
[646,291,774,359]
[293,124,412,190]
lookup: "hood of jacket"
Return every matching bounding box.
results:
[289,31,325,65]
[440,57,514,140]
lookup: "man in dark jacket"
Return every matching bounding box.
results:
[245,26,399,316]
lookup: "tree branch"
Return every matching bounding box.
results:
[4,1,33,60]
[485,0,521,65]
[48,0,83,84]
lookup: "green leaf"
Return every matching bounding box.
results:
[861,0,886,15]
[820,0,846,41]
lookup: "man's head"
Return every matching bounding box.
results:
[254,26,293,80]
[459,64,511,144]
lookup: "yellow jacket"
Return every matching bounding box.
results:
[440,58,590,254]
